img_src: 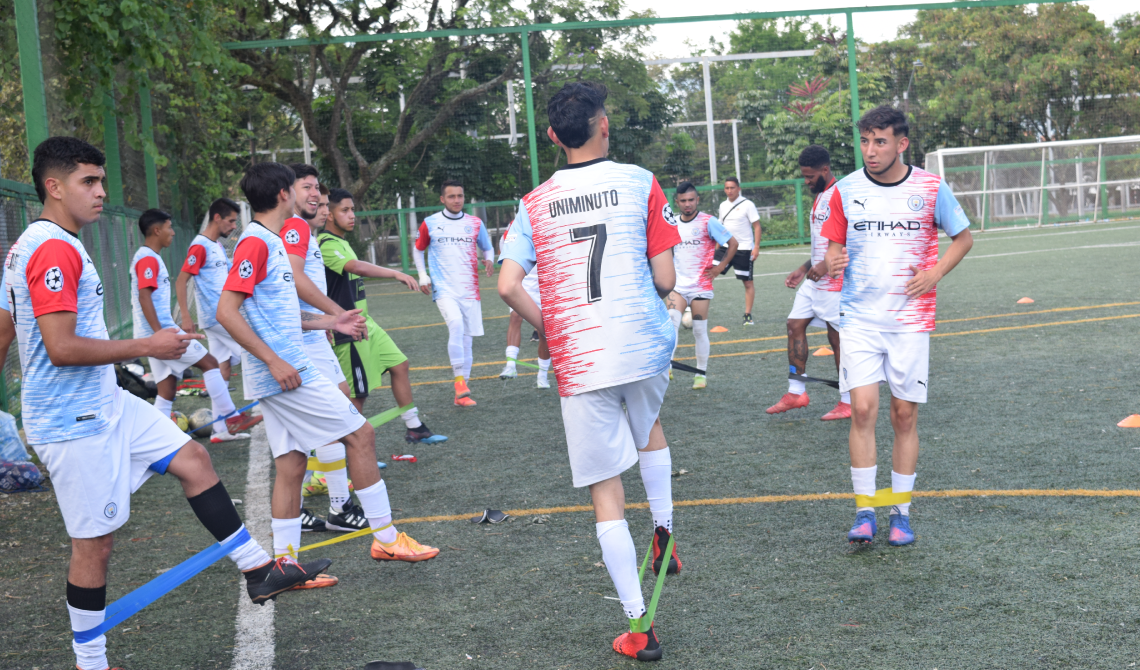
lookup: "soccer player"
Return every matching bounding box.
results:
[767,145,851,420]
[497,262,552,388]
[131,208,261,441]
[499,81,682,661]
[666,180,737,390]
[217,162,440,570]
[175,197,242,383]
[412,180,494,406]
[14,137,328,670]
[715,176,762,325]
[822,107,973,546]
[318,188,445,446]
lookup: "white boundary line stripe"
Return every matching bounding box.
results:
[964,240,1140,259]
[232,423,275,670]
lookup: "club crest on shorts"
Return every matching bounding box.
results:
[284,229,301,245]
[44,267,64,292]
[238,259,254,279]
[907,195,925,211]
[843,367,847,379]
[104,502,118,518]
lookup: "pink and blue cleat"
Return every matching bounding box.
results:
[888,507,915,546]
[847,510,877,544]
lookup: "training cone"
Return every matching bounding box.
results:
[1017,297,1035,304]
[813,346,834,356]
[1117,415,1140,428]
[710,325,729,333]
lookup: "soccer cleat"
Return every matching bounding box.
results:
[651,526,681,576]
[370,532,440,562]
[847,510,877,544]
[742,313,755,326]
[225,410,263,434]
[692,374,707,390]
[454,396,477,407]
[246,556,333,604]
[326,500,369,532]
[300,507,327,532]
[303,473,328,497]
[499,364,517,379]
[888,508,915,546]
[406,423,448,444]
[530,329,540,342]
[288,571,339,590]
[821,401,852,421]
[454,379,472,399]
[668,369,673,381]
[613,623,663,661]
[536,376,551,389]
[210,429,250,443]
[766,392,809,414]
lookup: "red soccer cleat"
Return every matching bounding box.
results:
[821,401,852,421]
[613,623,663,661]
[651,526,681,576]
[226,410,263,433]
[766,392,809,414]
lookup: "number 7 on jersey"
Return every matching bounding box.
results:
[570,224,607,303]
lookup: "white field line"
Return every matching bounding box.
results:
[964,240,1140,259]
[232,423,275,670]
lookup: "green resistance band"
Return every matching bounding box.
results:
[630,533,675,634]
[507,357,555,375]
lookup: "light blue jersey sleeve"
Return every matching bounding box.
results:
[0,268,8,311]
[497,202,536,274]
[706,217,733,246]
[935,181,971,236]
[476,221,494,251]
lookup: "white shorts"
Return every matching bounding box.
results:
[258,376,366,458]
[789,283,840,329]
[677,290,714,305]
[32,393,190,538]
[839,328,930,403]
[436,297,485,337]
[560,370,669,488]
[304,337,346,386]
[204,324,242,366]
[148,335,209,382]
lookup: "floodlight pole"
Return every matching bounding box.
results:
[521,31,540,189]
[14,0,49,163]
[845,11,862,170]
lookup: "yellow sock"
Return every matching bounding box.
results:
[454,376,464,384]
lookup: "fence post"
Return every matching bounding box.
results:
[103,92,125,207]
[980,151,988,231]
[702,57,717,185]
[795,181,805,240]
[845,11,862,171]
[14,0,49,165]
[140,83,160,208]
[1037,148,1047,227]
[521,31,540,189]
[1098,142,1107,221]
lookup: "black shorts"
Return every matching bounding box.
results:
[714,247,754,281]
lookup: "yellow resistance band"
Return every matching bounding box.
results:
[276,522,394,559]
[306,457,346,472]
[854,488,913,508]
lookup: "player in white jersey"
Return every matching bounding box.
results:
[131,209,261,444]
[217,162,439,569]
[497,262,552,387]
[666,180,737,390]
[768,145,851,420]
[413,180,494,406]
[822,107,973,547]
[716,177,762,325]
[499,82,682,661]
[15,137,328,670]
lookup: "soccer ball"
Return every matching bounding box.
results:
[681,307,693,329]
[188,407,215,438]
[171,411,189,432]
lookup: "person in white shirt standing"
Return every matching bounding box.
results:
[715,177,762,325]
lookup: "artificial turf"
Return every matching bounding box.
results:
[3,220,1140,669]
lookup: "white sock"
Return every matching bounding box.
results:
[505,345,519,366]
[356,479,398,544]
[222,524,271,571]
[892,470,916,516]
[401,406,422,430]
[447,321,465,377]
[203,368,236,420]
[668,309,682,358]
[69,604,108,670]
[596,520,645,620]
[841,391,851,404]
[316,442,350,511]
[692,319,709,372]
[271,516,302,559]
[462,335,474,380]
[153,395,173,418]
[537,357,551,384]
[851,465,877,512]
[638,447,673,531]
[788,377,806,394]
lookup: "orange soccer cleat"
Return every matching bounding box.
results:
[225,410,264,434]
[370,532,440,562]
[766,392,809,414]
[289,572,339,590]
[613,624,663,661]
[454,378,472,399]
[821,401,852,421]
[454,396,477,407]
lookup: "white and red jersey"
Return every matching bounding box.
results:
[821,166,970,333]
[280,216,327,345]
[223,222,318,399]
[7,220,119,444]
[415,211,493,302]
[499,158,681,396]
[809,182,842,292]
[672,212,732,296]
[130,246,176,338]
[181,234,230,329]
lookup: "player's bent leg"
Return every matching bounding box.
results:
[502,312,522,378]
[689,298,710,389]
[153,375,176,419]
[638,420,680,576]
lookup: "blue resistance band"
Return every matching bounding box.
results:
[184,400,260,437]
[73,527,251,644]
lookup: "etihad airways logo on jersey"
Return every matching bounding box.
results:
[548,190,619,218]
[852,220,924,232]
[434,236,475,245]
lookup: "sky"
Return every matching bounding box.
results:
[622,0,1137,60]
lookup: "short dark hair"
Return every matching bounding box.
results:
[32,136,106,204]
[725,176,740,186]
[239,162,295,213]
[675,181,697,195]
[857,106,909,138]
[288,163,320,182]
[798,145,831,169]
[440,180,464,195]
[547,81,608,149]
[318,183,329,196]
[208,197,240,221]
[138,208,172,237]
[327,188,353,206]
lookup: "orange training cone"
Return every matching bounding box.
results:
[813,346,834,356]
[710,325,729,333]
[1118,415,1140,428]
[1017,297,1035,304]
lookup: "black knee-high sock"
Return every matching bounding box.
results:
[67,582,107,612]
[186,481,243,543]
